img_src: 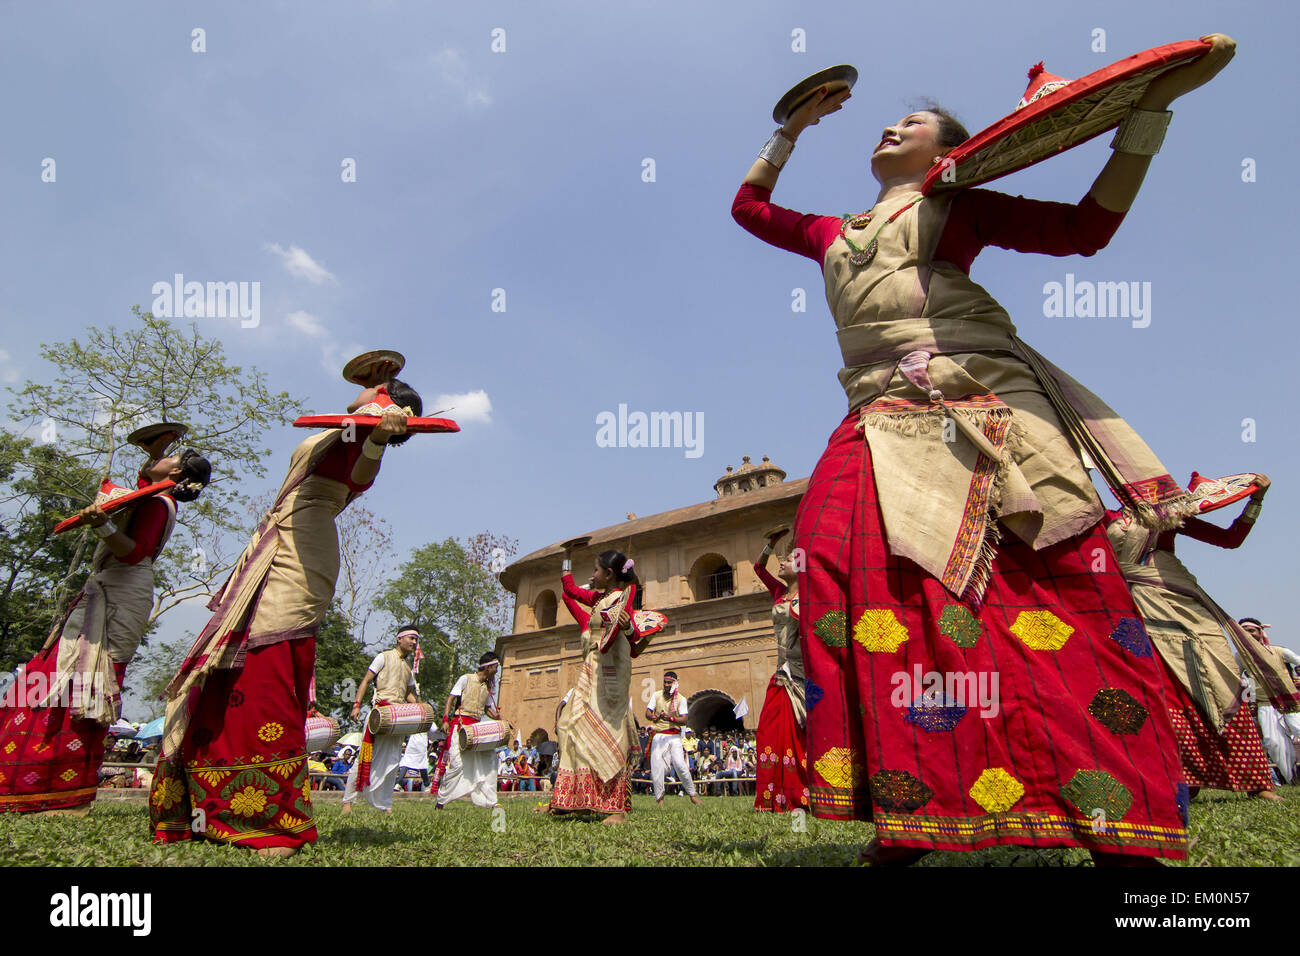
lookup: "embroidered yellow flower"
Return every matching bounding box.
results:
[150,778,185,811]
[194,769,231,788]
[969,767,1025,813]
[302,779,312,803]
[256,721,285,743]
[3,741,15,754]
[814,747,864,790]
[852,609,910,653]
[229,785,268,817]
[1010,610,1073,651]
[60,768,78,782]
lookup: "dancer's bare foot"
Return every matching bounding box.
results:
[655,798,663,806]
[689,795,703,805]
[601,812,626,825]
[1249,789,1282,802]
[1090,849,1164,867]
[255,846,298,859]
[857,837,930,866]
[340,802,353,814]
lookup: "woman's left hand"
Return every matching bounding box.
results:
[370,405,408,444]
[1138,34,1236,109]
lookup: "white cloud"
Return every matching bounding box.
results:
[286,310,328,339]
[430,48,493,110]
[430,389,492,425]
[266,243,338,285]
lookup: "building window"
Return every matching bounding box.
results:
[707,565,734,599]
[534,590,557,629]
[689,553,734,601]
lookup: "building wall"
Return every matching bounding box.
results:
[497,497,800,738]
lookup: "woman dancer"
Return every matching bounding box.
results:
[752,527,808,812]
[732,36,1238,863]
[0,427,210,815]
[1105,477,1296,800]
[150,369,417,855]
[546,547,643,823]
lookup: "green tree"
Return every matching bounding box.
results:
[6,306,302,626]
[312,601,371,724]
[374,533,515,697]
[130,636,188,721]
[0,431,100,669]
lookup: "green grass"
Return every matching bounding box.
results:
[2,788,1298,866]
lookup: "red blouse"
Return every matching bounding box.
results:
[731,184,1127,274]
[754,561,788,604]
[118,496,174,565]
[1103,508,1255,555]
[312,386,397,493]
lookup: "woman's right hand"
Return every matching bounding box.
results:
[78,504,109,527]
[783,86,852,139]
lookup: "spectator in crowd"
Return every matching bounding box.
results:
[714,746,744,796]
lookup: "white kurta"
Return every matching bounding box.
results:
[342,654,417,810]
[1251,644,1300,783]
[648,690,695,799]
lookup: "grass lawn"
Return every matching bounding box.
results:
[2,788,1298,867]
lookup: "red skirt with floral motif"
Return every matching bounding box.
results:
[150,635,317,849]
[795,411,1189,859]
[549,766,632,815]
[754,674,809,813]
[0,643,126,813]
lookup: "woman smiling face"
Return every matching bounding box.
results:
[869,111,947,183]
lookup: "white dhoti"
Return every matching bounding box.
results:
[343,734,404,811]
[436,738,498,808]
[650,732,695,799]
[1256,704,1300,784]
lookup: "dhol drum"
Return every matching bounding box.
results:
[458,719,511,752]
[367,702,436,737]
[304,714,342,752]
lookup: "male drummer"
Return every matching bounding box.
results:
[434,652,503,809]
[342,626,421,813]
[646,670,702,805]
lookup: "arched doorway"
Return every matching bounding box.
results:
[686,689,743,733]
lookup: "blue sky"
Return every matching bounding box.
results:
[2,1,1297,714]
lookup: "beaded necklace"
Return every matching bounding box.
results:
[839,196,924,266]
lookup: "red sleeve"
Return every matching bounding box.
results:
[119,497,171,565]
[732,184,843,265]
[560,585,591,630]
[312,432,376,493]
[934,189,1127,273]
[1179,516,1254,550]
[753,561,785,601]
[561,573,599,608]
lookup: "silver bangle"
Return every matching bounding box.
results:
[759,129,795,169]
[561,557,572,573]
[361,436,386,460]
[92,521,117,539]
[1243,501,1262,522]
[1110,108,1172,156]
